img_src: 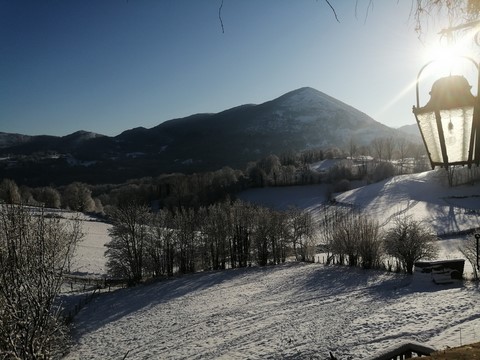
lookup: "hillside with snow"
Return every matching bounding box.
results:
[238,168,480,235]
[333,169,480,235]
[64,169,480,359]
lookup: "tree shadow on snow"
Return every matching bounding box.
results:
[71,266,257,338]
[299,265,464,303]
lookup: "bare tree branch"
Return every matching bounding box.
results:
[324,0,340,23]
[219,0,225,33]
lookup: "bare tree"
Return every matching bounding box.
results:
[269,210,289,264]
[287,207,315,262]
[199,202,231,270]
[412,0,480,36]
[253,207,271,266]
[371,138,386,162]
[105,202,151,283]
[331,209,359,266]
[145,208,176,277]
[326,208,383,268]
[395,138,413,174]
[317,204,342,264]
[230,200,254,268]
[0,204,82,359]
[458,231,479,280]
[172,207,198,274]
[356,215,383,269]
[384,137,395,162]
[384,216,439,274]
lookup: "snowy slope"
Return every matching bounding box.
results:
[70,219,110,276]
[239,169,480,235]
[334,169,480,234]
[237,184,330,211]
[64,263,480,360]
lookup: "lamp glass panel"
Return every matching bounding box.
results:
[439,107,474,163]
[416,112,443,164]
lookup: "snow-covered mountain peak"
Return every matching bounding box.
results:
[276,87,344,111]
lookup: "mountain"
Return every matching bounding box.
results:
[397,124,421,138]
[0,132,32,149]
[1,130,106,154]
[0,87,419,186]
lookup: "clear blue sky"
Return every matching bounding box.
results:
[0,0,454,136]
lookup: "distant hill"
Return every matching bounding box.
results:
[397,124,421,138]
[0,132,32,149]
[0,87,420,186]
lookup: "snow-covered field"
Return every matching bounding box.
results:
[65,264,480,359]
[70,219,110,277]
[334,170,480,235]
[64,169,480,359]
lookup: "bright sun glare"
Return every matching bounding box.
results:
[420,29,479,87]
[375,30,480,121]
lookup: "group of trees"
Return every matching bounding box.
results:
[0,178,101,213]
[248,137,428,188]
[319,206,439,274]
[104,198,441,284]
[0,205,83,359]
[105,201,316,283]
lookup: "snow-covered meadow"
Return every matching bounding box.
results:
[63,169,480,359]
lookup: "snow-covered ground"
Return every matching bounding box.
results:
[239,169,480,235]
[64,169,480,359]
[70,219,110,276]
[334,170,480,235]
[65,263,480,359]
[43,210,111,277]
[238,183,330,211]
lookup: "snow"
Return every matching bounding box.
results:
[64,264,480,359]
[70,220,110,276]
[238,184,329,211]
[63,169,480,359]
[334,170,480,235]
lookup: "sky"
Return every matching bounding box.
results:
[0,0,473,137]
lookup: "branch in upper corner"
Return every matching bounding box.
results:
[218,0,341,33]
[325,0,340,23]
[219,0,225,33]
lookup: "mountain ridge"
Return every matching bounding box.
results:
[0,87,421,186]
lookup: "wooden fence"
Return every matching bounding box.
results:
[62,275,129,323]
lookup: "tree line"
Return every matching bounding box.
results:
[0,136,429,213]
[105,201,316,283]
[104,197,443,285]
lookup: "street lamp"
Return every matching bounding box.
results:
[413,57,480,170]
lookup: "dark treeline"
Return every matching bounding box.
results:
[0,138,430,213]
[105,200,316,283]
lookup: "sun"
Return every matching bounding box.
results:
[414,32,480,108]
[419,28,479,86]
[375,29,480,122]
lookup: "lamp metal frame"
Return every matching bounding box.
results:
[413,56,480,169]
